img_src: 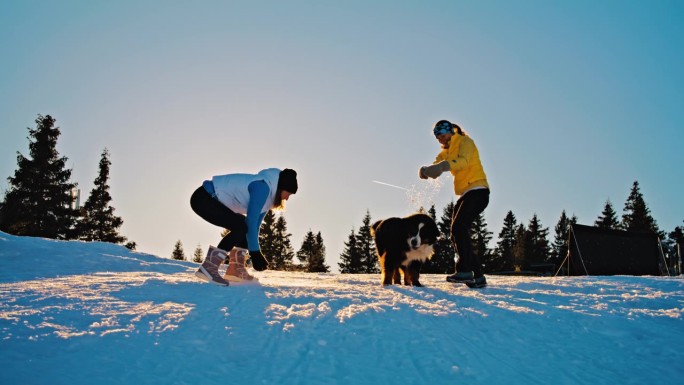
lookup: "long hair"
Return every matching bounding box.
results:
[272,187,286,211]
[452,122,465,136]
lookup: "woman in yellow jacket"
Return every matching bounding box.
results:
[420,120,490,288]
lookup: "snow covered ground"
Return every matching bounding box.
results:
[1,231,683,385]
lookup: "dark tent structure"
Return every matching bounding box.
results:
[676,239,683,276]
[557,224,667,276]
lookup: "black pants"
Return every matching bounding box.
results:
[451,188,490,276]
[190,186,248,251]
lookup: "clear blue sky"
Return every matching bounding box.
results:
[1,1,682,270]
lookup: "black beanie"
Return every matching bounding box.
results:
[278,169,298,194]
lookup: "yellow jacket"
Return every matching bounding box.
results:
[435,133,489,196]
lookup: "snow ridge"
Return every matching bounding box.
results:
[1,232,683,385]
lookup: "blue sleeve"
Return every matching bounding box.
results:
[246,180,270,252]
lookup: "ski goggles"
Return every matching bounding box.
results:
[433,120,454,136]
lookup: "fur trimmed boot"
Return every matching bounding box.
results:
[223,247,258,283]
[195,246,229,286]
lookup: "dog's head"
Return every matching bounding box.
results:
[405,213,439,250]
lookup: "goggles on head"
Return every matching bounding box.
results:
[433,120,454,137]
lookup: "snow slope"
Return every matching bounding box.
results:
[1,231,683,385]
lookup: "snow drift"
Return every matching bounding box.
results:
[1,231,683,385]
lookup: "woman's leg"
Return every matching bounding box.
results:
[190,187,248,250]
[451,189,490,276]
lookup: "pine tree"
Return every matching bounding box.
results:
[423,201,456,274]
[75,149,127,244]
[297,230,330,273]
[338,228,363,273]
[297,230,316,267]
[270,214,295,270]
[193,244,203,263]
[595,200,620,229]
[621,181,662,236]
[666,221,683,272]
[427,205,437,223]
[551,211,577,266]
[308,232,330,273]
[513,223,529,269]
[494,211,517,271]
[172,240,185,260]
[668,221,683,251]
[0,114,78,239]
[472,212,493,273]
[357,210,379,274]
[259,210,278,258]
[526,214,550,264]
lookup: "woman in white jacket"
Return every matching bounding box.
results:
[190,168,298,286]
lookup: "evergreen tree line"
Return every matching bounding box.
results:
[337,182,682,274]
[5,115,681,274]
[0,115,132,248]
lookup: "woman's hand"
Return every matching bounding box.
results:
[420,160,450,179]
[249,250,270,271]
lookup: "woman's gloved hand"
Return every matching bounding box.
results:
[249,250,270,271]
[419,160,450,179]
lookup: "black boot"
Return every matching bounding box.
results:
[465,275,487,288]
[446,271,474,283]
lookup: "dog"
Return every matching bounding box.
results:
[370,213,439,287]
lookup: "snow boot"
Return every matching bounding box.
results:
[223,247,258,283]
[446,271,475,283]
[465,275,487,289]
[195,246,229,286]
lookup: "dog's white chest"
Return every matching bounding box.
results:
[402,244,434,266]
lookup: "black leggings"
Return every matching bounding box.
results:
[190,186,248,251]
[451,188,490,276]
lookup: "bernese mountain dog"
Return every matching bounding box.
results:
[370,213,439,287]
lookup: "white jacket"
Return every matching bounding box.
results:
[211,168,280,215]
